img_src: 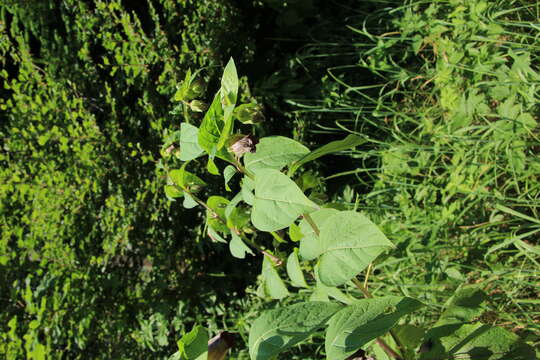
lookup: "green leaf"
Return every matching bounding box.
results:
[183,193,198,209]
[220,58,239,107]
[438,285,487,324]
[393,324,426,355]
[261,255,289,300]
[169,166,207,190]
[207,157,219,175]
[229,233,252,259]
[241,176,255,205]
[207,226,227,243]
[217,59,239,149]
[251,169,319,231]
[233,103,264,124]
[174,69,192,102]
[317,211,394,286]
[313,265,354,305]
[179,325,208,360]
[420,323,536,360]
[298,208,339,260]
[325,297,423,360]
[288,223,303,242]
[198,93,223,154]
[223,165,236,191]
[289,135,367,175]
[244,136,309,174]
[225,192,243,218]
[164,185,184,199]
[286,249,308,288]
[206,196,229,234]
[226,205,250,231]
[179,123,204,161]
[249,302,342,360]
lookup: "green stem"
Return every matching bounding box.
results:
[303,213,320,236]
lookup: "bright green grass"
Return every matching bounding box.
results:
[278,0,540,354]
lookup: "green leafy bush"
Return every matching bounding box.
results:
[160,59,536,359]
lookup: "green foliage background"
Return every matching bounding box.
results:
[1,0,538,359]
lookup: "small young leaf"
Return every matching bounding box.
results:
[183,193,198,209]
[288,223,303,242]
[173,69,192,102]
[206,196,229,234]
[207,157,219,175]
[286,249,308,288]
[249,302,342,360]
[229,233,252,259]
[261,256,289,300]
[226,206,250,231]
[179,123,204,161]
[164,185,183,199]
[223,165,236,191]
[169,166,207,190]
[317,211,394,286]
[251,169,319,231]
[298,208,339,260]
[208,226,227,243]
[289,134,367,175]
[325,297,423,360]
[244,136,309,174]
[225,192,243,218]
[233,103,264,124]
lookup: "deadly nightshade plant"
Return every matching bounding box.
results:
[162,59,536,360]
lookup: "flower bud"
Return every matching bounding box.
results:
[189,100,208,112]
[229,135,258,158]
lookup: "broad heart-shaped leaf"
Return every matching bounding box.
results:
[179,325,208,360]
[179,123,204,161]
[251,169,319,232]
[286,249,308,288]
[244,136,309,174]
[298,208,339,260]
[229,232,253,259]
[325,297,423,360]
[317,211,394,286]
[289,134,367,175]
[261,255,289,300]
[420,323,536,360]
[198,92,223,154]
[249,301,342,360]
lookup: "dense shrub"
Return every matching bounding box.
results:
[0,0,257,357]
